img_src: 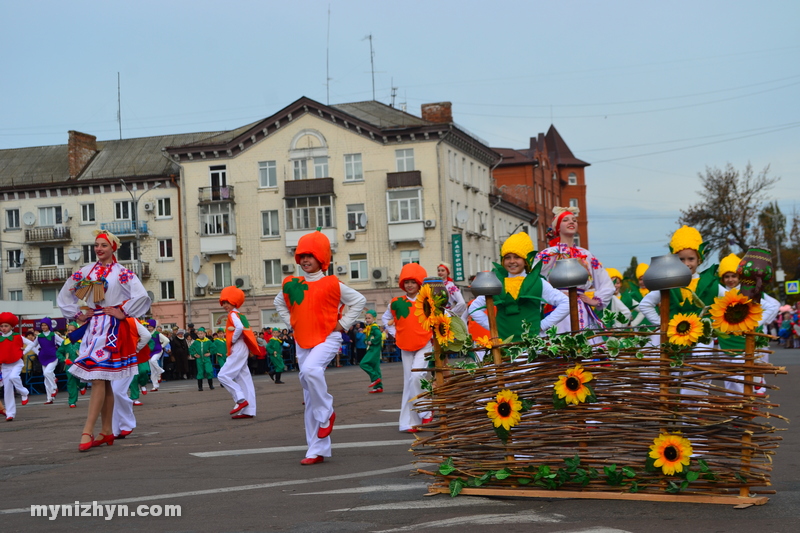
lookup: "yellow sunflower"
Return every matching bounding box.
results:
[666,313,703,346]
[485,389,522,431]
[649,432,693,475]
[432,314,455,345]
[414,284,441,330]
[553,363,594,405]
[708,289,763,335]
[475,335,494,349]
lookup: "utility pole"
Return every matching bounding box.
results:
[120,179,162,281]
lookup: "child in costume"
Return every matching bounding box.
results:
[0,312,34,421]
[190,327,215,391]
[621,263,653,329]
[266,328,285,384]
[360,310,383,393]
[382,263,434,432]
[57,321,88,407]
[534,207,615,336]
[211,328,228,375]
[110,319,151,439]
[32,317,64,403]
[128,327,151,405]
[145,319,169,392]
[436,262,467,319]
[468,232,570,343]
[218,286,260,419]
[605,268,632,327]
[719,253,742,290]
[274,230,366,464]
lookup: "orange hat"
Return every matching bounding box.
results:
[295,230,332,271]
[0,311,18,327]
[398,263,427,290]
[219,286,245,308]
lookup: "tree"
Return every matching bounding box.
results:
[678,163,779,256]
[621,256,639,292]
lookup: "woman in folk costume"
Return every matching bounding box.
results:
[32,318,64,403]
[57,230,151,451]
[360,310,384,393]
[0,312,34,421]
[605,268,632,327]
[218,286,259,419]
[436,262,467,320]
[382,263,435,432]
[534,207,615,336]
[275,230,366,463]
[468,232,570,343]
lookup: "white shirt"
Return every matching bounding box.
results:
[273,269,366,331]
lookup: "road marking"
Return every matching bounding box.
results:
[552,528,632,533]
[0,465,413,515]
[380,409,401,412]
[295,482,428,496]
[371,510,563,532]
[191,439,414,458]
[330,496,515,511]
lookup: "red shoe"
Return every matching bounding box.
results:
[232,414,254,419]
[80,388,87,396]
[69,404,77,408]
[300,456,324,465]
[158,378,162,383]
[422,416,433,424]
[6,417,13,422]
[52,390,58,398]
[405,428,419,433]
[78,433,93,452]
[118,429,133,438]
[369,388,383,394]
[92,433,114,447]
[0,409,5,416]
[133,400,143,406]
[230,400,249,415]
[368,378,382,388]
[150,388,159,392]
[317,412,336,439]
[141,387,147,395]
[21,396,29,406]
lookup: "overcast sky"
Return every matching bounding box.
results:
[2,0,798,270]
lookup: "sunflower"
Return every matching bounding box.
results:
[475,335,494,349]
[432,314,455,345]
[486,389,522,431]
[666,313,703,346]
[414,284,441,330]
[709,289,763,335]
[649,432,693,475]
[553,364,594,405]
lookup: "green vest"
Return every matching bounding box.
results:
[669,266,719,317]
[491,261,544,342]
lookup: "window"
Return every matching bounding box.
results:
[346,204,365,231]
[258,160,277,188]
[39,206,63,226]
[82,244,97,263]
[261,210,280,237]
[81,203,95,223]
[214,262,232,288]
[115,201,133,221]
[210,165,227,187]
[568,173,577,185]
[569,198,579,208]
[292,159,308,180]
[349,253,367,280]
[117,241,138,262]
[9,289,22,301]
[6,249,22,269]
[395,149,414,172]
[285,196,333,230]
[461,157,467,183]
[344,154,363,181]
[313,156,329,178]
[400,250,419,266]
[448,150,456,180]
[40,247,65,267]
[573,234,581,247]
[41,288,58,306]
[6,209,20,230]
[157,198,171,218]
[264,259,281,286]
[158,239,173,260]
[160,280,175,300]
[387,189,422,223]
[201,204,234,236]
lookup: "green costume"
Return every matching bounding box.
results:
[267,337,285,373]
[360,322,383,389]
[668,266,719,317]
[211,337,227,370]
[129,360,150,400]
[491,261,545,342]
[57,338,86,405]
[621,287,653,327]
[190,335,215,389]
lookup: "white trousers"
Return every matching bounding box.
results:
[43,360,58,398]
[1,360,29,419]
[149,354,164,389]
[112,374,136,435]
[399,344,432,432]
[217,342,256,417]
[296,332,341,458]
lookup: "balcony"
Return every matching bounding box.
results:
[26,267,72,285]
[100,220,148,236]
[24,226,72,244]
[198,186,235,203]
[119,261,151,279]
[284,178,334,197]
[387,170,422,189]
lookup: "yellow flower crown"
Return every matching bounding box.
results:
[668,225,706,262]
[500,232,535,269]
[718,253,741,277]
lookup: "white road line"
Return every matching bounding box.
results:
[330,496,515,511]
[552,528,632,533]
[380,409,402,412]
[191,439,414,458]
[371,510,563,532]
[0,465,413,516]
[295,483,428,496]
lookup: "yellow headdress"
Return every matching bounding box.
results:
[668,225,706,262]
[606,267,622,281]
[719,253,741,278]
[635,263,649,280]
[500,232,535,270]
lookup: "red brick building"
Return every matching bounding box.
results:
[492,125,590,249]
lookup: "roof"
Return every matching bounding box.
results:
[332,101,431,128]
[545,125,589,167]
[493,147,536,165]
[0,145,69,187]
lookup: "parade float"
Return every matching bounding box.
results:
[412,251,786,506]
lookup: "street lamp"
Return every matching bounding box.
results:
[120,179,162,279]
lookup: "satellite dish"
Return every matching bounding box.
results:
[196,273,209,288]
[455,210,469,225]
[358,213,368,229]
[191,255,201,274]
[147,291,155,302]
[19,251,26,265]
[63,207,71,220]
[67,247,82,262]
[23,212,36,226]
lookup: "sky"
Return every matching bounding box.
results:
[2,0,799,271]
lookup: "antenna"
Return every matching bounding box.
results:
[363,34,375,100]
[390,80,397,108]
[117,72,122,140]
[326,4,331,105]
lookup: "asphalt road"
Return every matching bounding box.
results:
[1,348,797,532]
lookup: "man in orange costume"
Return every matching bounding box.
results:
[381,263,433,433]
[274,230,366,464]
[219,286,260,419]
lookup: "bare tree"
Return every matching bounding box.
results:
[678,163,778,256]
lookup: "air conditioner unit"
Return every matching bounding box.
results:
[371,267,389,282]
[281,264,295,274]
[424,219,436,229]
[194,286,206,297]
[234,275,252,290]
[336,265,348,275]
[344,231,355,241]
[143,201,155,212]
